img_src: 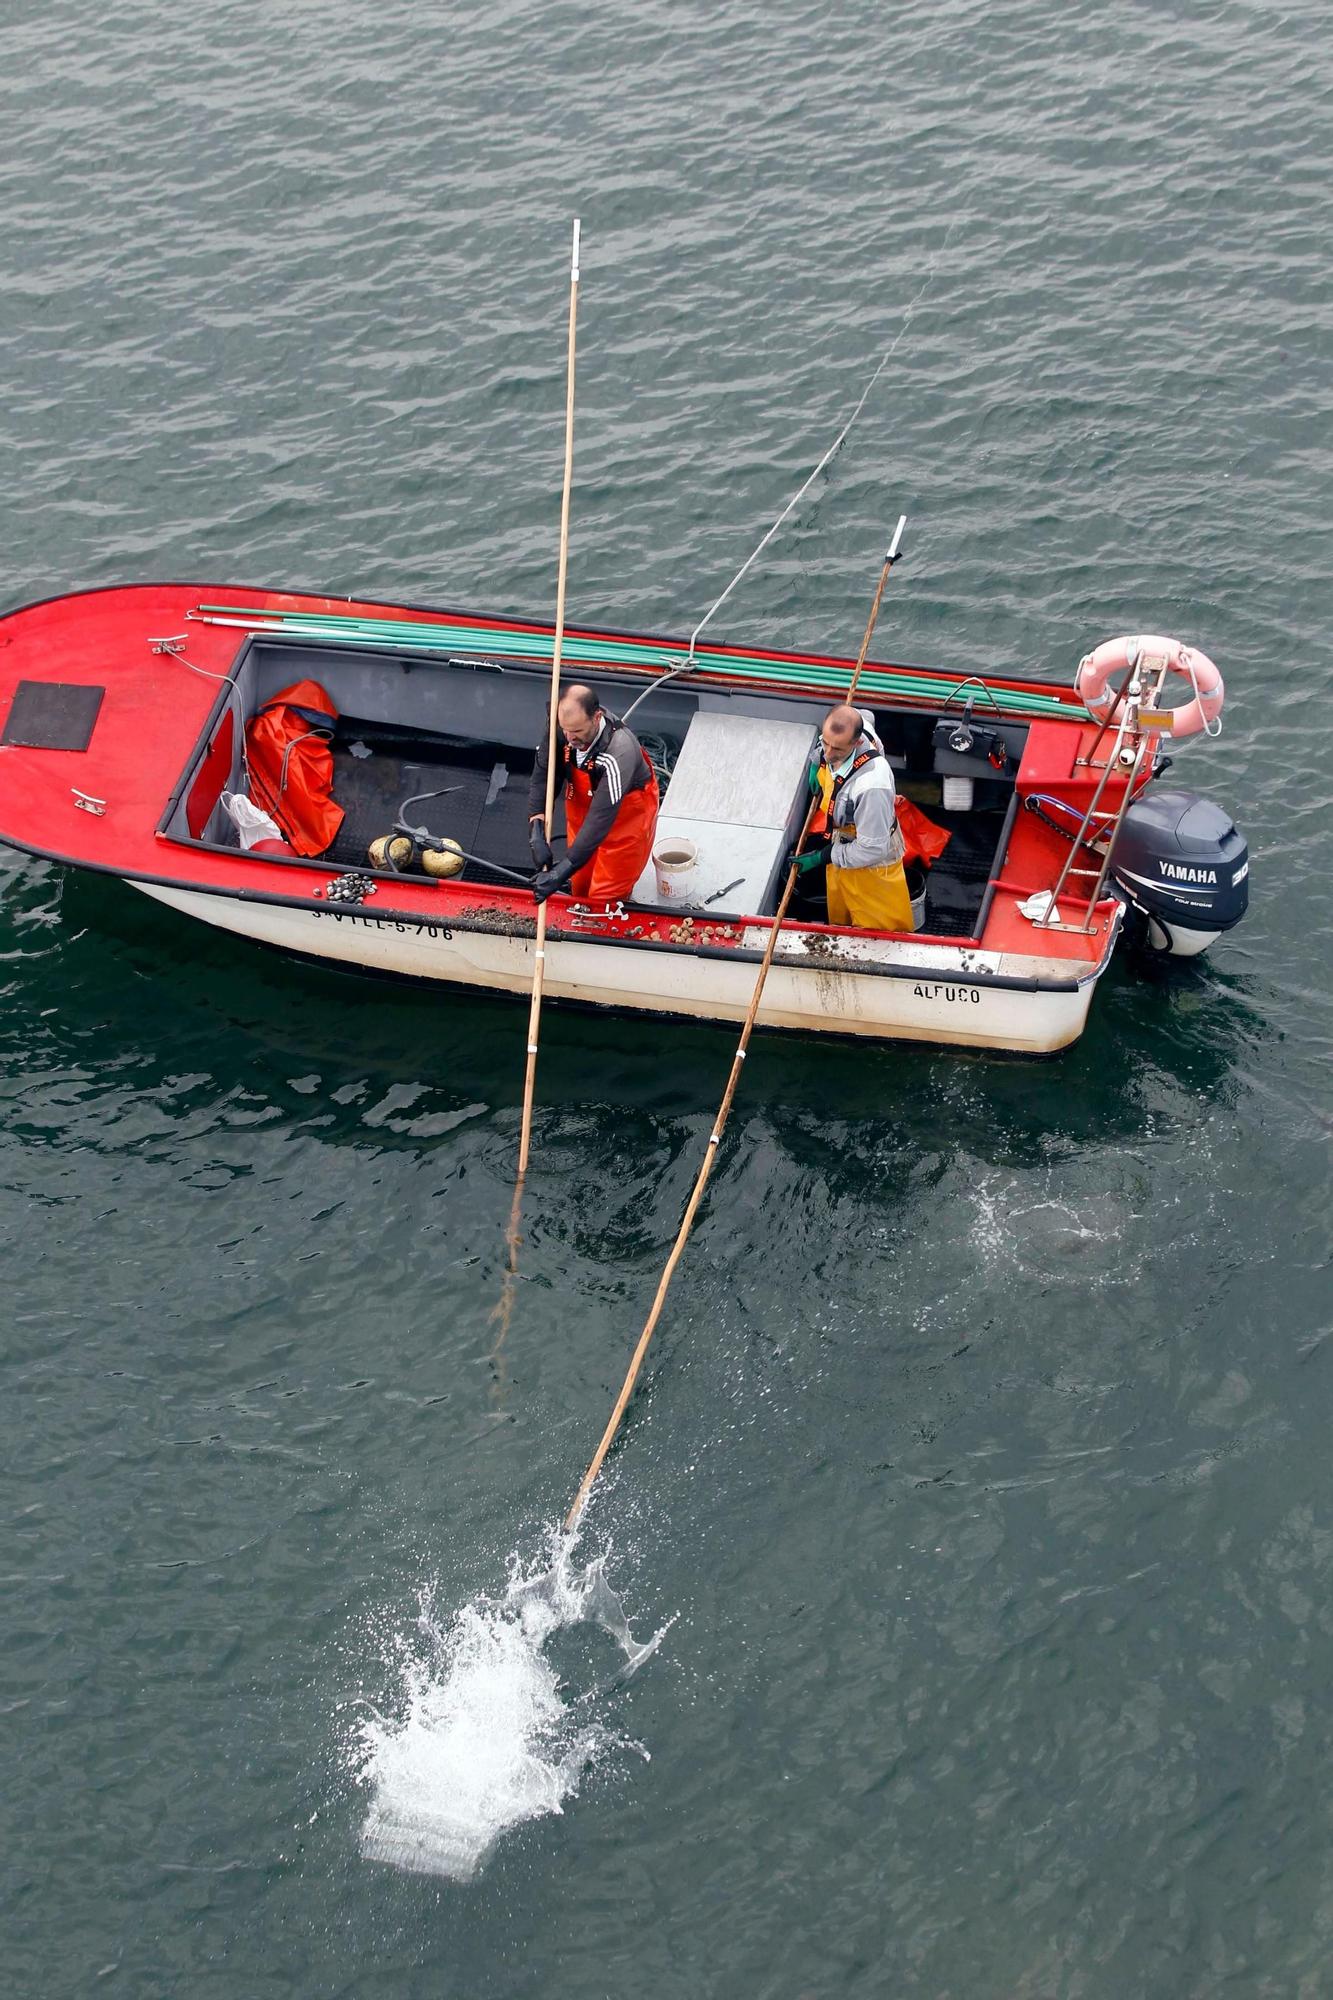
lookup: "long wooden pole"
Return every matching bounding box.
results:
[519,217,582,1179]
[565,518,908,1530]
[847,514,906,705]
[489,222,581,1368]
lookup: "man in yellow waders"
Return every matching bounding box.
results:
[796,704,916,931]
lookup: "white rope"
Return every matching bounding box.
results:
[679,352,890,668]
[1183,646,1224,738]
[621,250,951,725]
[155,641,250,790]
[681,257,950,663]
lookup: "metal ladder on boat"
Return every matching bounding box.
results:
[1035,650,1174,934]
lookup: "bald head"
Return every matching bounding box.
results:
[820,704,864,758]
[557,683,603,750]
[559,684,598,720]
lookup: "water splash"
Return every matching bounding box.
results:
[354,1532,671,1880]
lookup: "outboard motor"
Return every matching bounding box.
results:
[1109,789,1248,957]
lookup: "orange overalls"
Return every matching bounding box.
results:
[245,680,345,857]
[564,749,659,904]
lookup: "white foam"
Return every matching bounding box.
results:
[354,1534,669,1880]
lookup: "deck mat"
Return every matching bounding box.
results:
[919,807,1007,938]
[2,680,105,751]
[327,741,541,888]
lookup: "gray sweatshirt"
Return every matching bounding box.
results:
[827,740,903,869]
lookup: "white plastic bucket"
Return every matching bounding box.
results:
[654,837,699,901]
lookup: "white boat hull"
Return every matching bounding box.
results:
[133,882,1113,1054]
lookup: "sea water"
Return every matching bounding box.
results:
[6,0,1332,1986]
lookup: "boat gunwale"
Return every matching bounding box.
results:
[0,577,1090,710]
[5,825,1115,996]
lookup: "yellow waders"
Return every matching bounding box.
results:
[826,857,915,932]
[816,763,916,933]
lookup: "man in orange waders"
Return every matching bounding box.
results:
[527,684,659,908]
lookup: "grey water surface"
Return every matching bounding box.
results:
[3,1,1332,1994]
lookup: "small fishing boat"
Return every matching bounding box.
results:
[0,581,1248,1053]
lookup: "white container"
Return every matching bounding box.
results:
[906,862,927,932]
[942,775,974,812]
[654,837,699,901]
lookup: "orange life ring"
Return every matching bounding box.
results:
[1075,634,1224,739]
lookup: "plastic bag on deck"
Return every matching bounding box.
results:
[221,791,285,850]
[897,797,952,868]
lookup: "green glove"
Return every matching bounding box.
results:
[791,841,830,875]
[807,761,824,798]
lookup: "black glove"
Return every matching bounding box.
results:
[532,858,575,905]
[528,820,554,872]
